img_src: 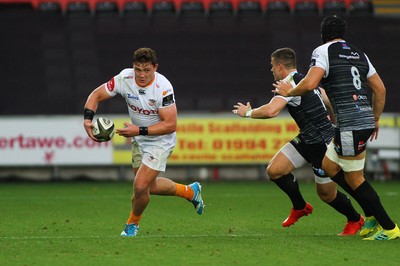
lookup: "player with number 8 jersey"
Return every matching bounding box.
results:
[310,37,376,131]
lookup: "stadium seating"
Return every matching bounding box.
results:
[348,0,374,15]
[66,1,91,15]
[38,1,63,12]
[180,1,205,16]
[95,1,119,14]
[0,0,376,16]
[266,0,291,16]
[152,0,176,16]
[294,0,319,16]
[322,0,346,16]
[1,0,392,115]
[209,0,234,16]
[123,1,148,16]
[237,1,263,17]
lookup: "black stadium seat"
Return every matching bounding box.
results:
[295,0,319,16]
[38,2,63,13]
[66,1,91,15]
[209,1,234,17]
[152,1,176,16]
[95,1,119,15]
[266,0,291,16]
[323,0,347,16]
[180,1,205,17]
[123,1,148,16]
[237,1,263,17]
[349,0,374,16]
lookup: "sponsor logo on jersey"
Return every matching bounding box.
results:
[358,140,366,151]
[148,155,158,163]
[355,104,372,112]
[292,136,301,144]
[128,103,158,115]
[127,93,139,100]
[162,89,172,96]
[352,94,367,101]
[106,78,115,92]
[312,167,326,177]
[162,94,175,107]
[334,143,341,154]
[309,59,316,67]
[138,88,146,94]
[124,76,134,79]
[148,99,157,106]
[339,53,360,60]
[341,43,350,50]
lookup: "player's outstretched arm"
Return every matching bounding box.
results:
[232,102,252,117]
[232,97,287,119]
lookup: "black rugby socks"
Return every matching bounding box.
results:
[272,173,307,210]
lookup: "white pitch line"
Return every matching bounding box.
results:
[0,233,271,240]
[0,233,337,240]
[0,195,127,201]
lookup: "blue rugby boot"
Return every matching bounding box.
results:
[189,182,205,215]
[120,223,139,237]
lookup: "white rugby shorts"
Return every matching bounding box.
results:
[132,137,175,172]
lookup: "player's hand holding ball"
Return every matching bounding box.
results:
[91,117,115,142]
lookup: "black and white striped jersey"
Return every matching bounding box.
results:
[310,41,376,131]
[275,71,334,145]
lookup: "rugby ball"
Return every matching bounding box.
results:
[91,117,115,142]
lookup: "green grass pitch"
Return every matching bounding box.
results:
[0,180,399,266]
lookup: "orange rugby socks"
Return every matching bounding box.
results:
[127,211,142,225]
[175,184,194,200]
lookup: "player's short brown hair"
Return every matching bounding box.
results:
[271,48,296,69]
[133,48,158,66]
